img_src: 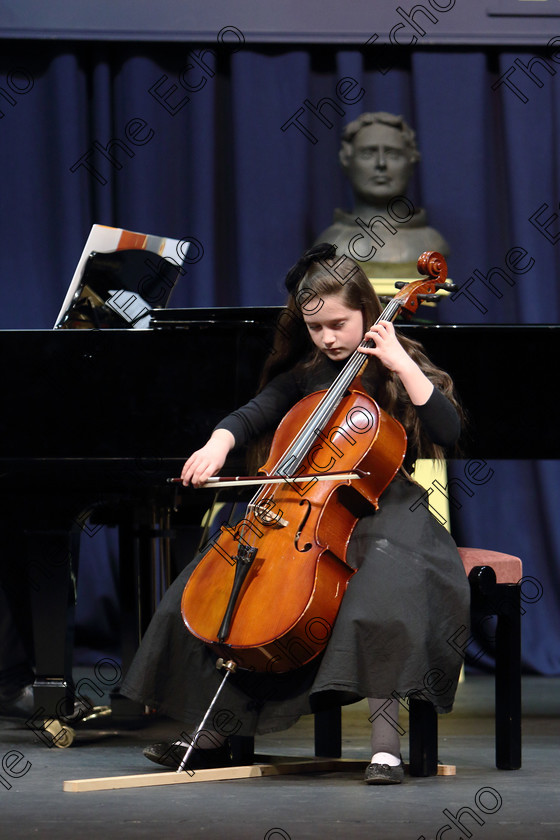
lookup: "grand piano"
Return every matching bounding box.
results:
[1,305,558,730]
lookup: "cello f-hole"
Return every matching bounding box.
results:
[295,500,313,552]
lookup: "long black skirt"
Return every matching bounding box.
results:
[121,476,471,736]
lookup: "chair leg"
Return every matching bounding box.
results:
[314,707,342,757]
[495,583,522,770]
[408,698,438,776]
[229,709,343,765]
[232,701,443,775]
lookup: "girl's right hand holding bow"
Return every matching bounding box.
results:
[180,429,235,487]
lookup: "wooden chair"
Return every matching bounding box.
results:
[231,547,523,776]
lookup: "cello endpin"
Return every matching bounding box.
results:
[215,658,237,674]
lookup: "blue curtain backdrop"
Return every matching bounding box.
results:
[1,38,559,675]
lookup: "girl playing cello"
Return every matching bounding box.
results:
[122,244,470,785]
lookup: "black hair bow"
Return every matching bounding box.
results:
[284,243,337,293]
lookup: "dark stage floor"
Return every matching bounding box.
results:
[1,675,558,839]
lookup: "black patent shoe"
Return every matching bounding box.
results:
[364,757,404,785]
[143,740,233,771]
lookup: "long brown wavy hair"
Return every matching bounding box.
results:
[256,253,462,465]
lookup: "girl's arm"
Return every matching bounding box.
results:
[180,370,302,486]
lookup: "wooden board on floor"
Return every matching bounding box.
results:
[64,764,264,792]
[64,759,338,792]
[64,758,455,792]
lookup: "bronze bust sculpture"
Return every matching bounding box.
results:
[315,112,449,280]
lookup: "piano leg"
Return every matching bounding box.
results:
[2,495,189,738]
[24,522,80,740]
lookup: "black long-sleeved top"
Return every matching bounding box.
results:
[215,356,460,468]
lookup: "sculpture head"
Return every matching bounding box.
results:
[339,112,420,207]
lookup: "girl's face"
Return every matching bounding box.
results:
[303,293,364,361]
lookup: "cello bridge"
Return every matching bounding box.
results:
[248,502,288,528]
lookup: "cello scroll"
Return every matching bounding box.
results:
[394,251,457,314]
[416,250,448,284]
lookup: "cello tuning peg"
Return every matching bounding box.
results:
[434,281,458,293]
[394,281,408,289]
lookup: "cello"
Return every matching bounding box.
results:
[180,251,454,675]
